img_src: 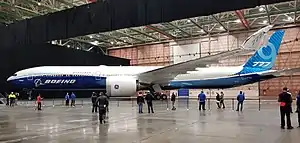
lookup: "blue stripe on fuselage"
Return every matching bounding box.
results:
[164,74,275,89]
[9,75,106,89]
[9,74,276,90]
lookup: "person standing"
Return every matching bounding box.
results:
[220,92,225,109]
[137,92,145,113]
[236,91,245,111]
[104,92,109,113]
[5,92,9,106]
[70,92,76,107]
[36,94,43,110]
[96,92,109,124]
[278,87,293,129]
[287,89,293,113]
[145,92,154,113]
[171,92,176,110]
[216,92,221,109]
[198,91,206,111]
[65,92,70,106]
[91,92,98,113]
[296,91,300,128]
[9,92,16,107]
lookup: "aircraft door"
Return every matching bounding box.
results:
[95,71,102,80]
[27,76,33,80]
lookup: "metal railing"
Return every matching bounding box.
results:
[4,97,297,112]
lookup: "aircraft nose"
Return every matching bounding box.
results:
[7,76,14,82]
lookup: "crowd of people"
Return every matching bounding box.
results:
[90,92,109,124]
[278,87,300,129]
[4,88,299,128]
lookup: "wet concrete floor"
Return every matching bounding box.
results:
[0,100,299,143]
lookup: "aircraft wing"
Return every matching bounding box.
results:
[137,25,273,84]
[260,67,300,76]
[138,48,255,84]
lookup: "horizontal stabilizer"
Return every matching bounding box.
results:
[261,67,300,76]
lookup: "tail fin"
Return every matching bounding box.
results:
[241,25,273,51]
[238,30,285,74]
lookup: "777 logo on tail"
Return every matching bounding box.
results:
[252,62,271,67]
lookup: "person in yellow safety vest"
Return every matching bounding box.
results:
[8,92,16,107]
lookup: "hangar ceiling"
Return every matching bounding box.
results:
[0,0,299,52]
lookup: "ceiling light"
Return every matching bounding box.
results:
[263,20,268,24]
[187,19,191,23]
[219,26,224,30]
[259,7,264,12]
[123,40,126,42]
[200,29,204,33]
[37,2,41,6]
[110,41,114,44]
[90,40,99,45]
[88,35,93,38]
[234,19,241,23]
[76,47,80,49]
[67,45,70,48]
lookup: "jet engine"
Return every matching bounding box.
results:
[106,76,141,96]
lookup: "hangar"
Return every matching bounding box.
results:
[1,0,300,142]
[1,0,299,97]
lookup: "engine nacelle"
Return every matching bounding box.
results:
[106,76,138,96]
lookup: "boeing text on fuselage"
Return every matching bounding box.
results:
[34,79,76,87]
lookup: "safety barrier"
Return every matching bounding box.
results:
[8,96,297,112]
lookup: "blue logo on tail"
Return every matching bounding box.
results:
[238,30,285,74]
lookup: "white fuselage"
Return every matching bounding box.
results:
[8,65,243,81]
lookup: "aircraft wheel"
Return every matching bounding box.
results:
[162,94,167,100]
[155,94,161,100]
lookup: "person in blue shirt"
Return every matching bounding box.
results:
[65,92,70,106]
[198,91,206,111]
[70,92,76,107]
[236,91,245,111]
[296,91,300,128]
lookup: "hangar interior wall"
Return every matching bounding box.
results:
[109,27,300,97]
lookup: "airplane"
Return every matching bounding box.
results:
[9,26,299,97]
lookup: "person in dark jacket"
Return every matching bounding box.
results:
[65,92,70,106]
[5,92,9,106]
[145,92,154,113]
[287,89,293,113]
[96,92,109,124]
[216,92,221,109]
[236,91,245,111]
[278,87,293,129]
[91,92,98,113]
[198,91,206,110]
[70,92,76,107]
[296,91,300,128]
[104,92,109,113]
[220,92,225,109]
[171,92,176,110]
[137,92,145,113]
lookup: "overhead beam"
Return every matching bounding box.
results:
[99,33,133,45]
[116,31,146,43]
[167,22,192,37]
[145,25,176,39]
[211,15,228,31]
[265,5,272,24]
[294,0,298,23]
[234,10,250,29]
[129,28,159,40]
[188,18,209,34]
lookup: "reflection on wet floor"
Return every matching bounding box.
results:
[0,100,299,143]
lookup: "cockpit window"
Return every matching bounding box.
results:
[13,74,17,76]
